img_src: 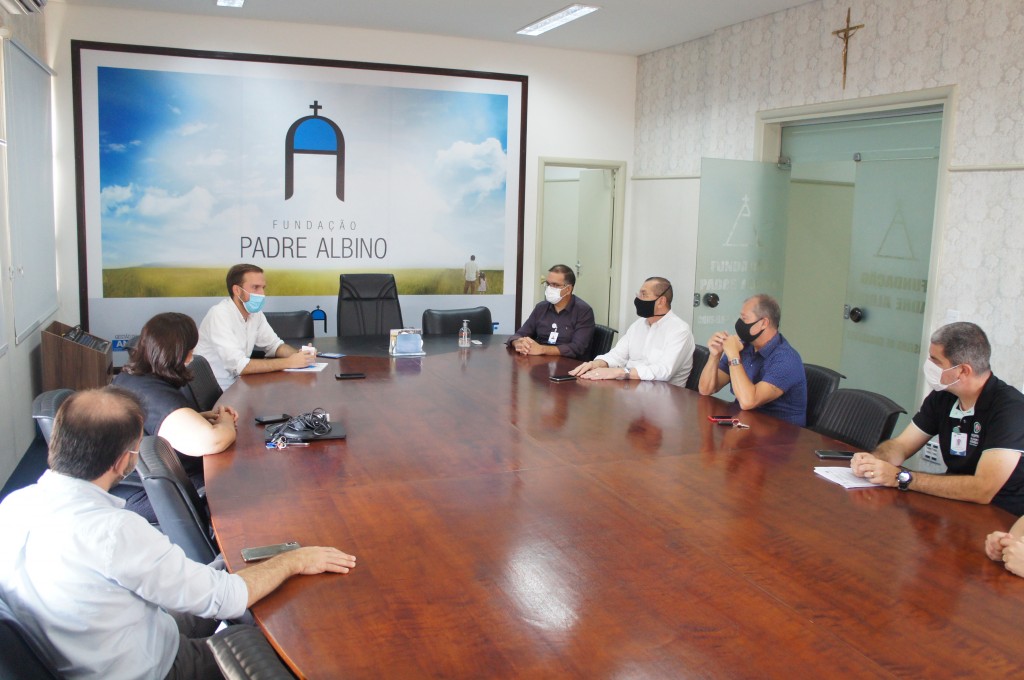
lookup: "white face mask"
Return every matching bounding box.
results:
[923,359,961,392]
[544,285,566,305]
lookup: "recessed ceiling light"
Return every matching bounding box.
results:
[216,0,244,8]
[517,4,599,37]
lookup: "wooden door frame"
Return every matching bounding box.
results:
[755,86,955,404]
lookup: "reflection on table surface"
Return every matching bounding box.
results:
[205,339,1024,679]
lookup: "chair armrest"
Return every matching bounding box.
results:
[207,625,296,680]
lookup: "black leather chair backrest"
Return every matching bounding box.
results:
[0,593,62,680]
[422,307,493,336]
[135,435,217,564]
[264,311,314,342]
[812,388,906,451]
[685,344,711,392]
[207,625,296,680]
[181,354,223,413]
[31,389,74,446]
[804,363,845,428]
[337,274,403,336]
[586,325,617,361]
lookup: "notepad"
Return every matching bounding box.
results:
[284,362,328,373]
[813,466,877,489]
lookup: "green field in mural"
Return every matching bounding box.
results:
[102,267,504,298]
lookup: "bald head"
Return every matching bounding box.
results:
[49,387,145,481]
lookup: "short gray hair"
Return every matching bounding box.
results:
[931,322,990,373]
[748,294,781,328]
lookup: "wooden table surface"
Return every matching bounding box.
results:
[204,336,1024,679]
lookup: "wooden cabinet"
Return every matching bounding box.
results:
[41,321,113,392]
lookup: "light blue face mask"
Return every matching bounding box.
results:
[242,292,266,314]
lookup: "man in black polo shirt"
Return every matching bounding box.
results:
[508,264,595,360]
[851,322,1024,514]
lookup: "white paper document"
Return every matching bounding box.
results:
[813,466,878,489]
[284,362,328,373]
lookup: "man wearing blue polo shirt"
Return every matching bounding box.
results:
[698,294,808,426]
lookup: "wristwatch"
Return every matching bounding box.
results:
[896,467,913,491]
[729,357,741,367]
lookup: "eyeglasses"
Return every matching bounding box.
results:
[542,279,568,289]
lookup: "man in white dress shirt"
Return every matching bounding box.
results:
[570,276,695,387]
[194,263,315,389]
[0,387,356,680]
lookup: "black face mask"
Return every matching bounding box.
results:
[634,296,658,318]
[734,317,765,344]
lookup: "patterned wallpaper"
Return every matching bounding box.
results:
[635,0,1024,387]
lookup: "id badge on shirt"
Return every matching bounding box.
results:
[950,429,968,457]
[548,323,559,344]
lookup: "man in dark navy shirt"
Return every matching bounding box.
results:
[698,294,807,426]
[508,264,595,360]
[852,322,1024,515]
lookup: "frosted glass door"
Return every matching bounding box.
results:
[839,158,938,425]
[692,158,790,367]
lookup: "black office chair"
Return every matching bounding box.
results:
[812,388,906,451]
[586,324,617,361]
[208,625,297,679]
[264,311,314,341]
[181,354,223,413]
[422,307,493,335]
[135,435,218,564]
[31,389,74,445]
[804,363,845,428]
[337,273,403,336]
[0,594,62,680]
[685,344,711,392]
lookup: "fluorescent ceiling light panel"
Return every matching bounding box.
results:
[517,4,599,36]
[217,0,244,7]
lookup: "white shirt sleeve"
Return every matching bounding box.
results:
[632,318,692,383]
[107,512,248,621]
[199,302,253,381]
[252,313,285,357]
[595,319,636,368]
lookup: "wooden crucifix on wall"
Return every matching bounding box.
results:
[832,8,864,90]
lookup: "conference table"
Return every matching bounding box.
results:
[205,335,1024,679]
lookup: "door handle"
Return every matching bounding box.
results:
[702,292,720,308]
[844,305,865,323]
[576,260,581,278]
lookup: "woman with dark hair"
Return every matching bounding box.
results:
[112,312,238,522]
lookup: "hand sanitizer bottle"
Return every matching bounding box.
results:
[458,319,471,348]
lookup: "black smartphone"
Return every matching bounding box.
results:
[549,374,576,382]
[255,414,290,425]
[336,372,366,380]
[240,541,300,562]
[815,449,856,460]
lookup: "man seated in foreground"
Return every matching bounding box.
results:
[508,264,595,360]
[852,322,1024,514]
[570,276,694,387]
[0,387,356,679]
[698,293,807,426]
[194,263,315,389]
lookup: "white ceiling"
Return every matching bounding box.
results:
[56,0,813,56]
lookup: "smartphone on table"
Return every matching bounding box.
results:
[549,374,576,382]
[240,541,300,562]
[707,415,739,426]
[814,450,856,460]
